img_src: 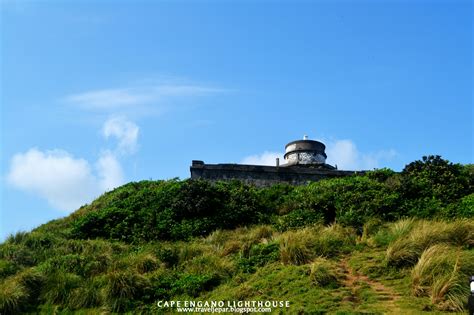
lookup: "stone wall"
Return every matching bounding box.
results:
[190,161,361,186]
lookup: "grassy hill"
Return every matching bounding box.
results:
[1,155,473,314]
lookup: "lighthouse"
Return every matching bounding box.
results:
[283,135,335,169]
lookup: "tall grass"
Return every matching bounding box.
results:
[309,257,339,288]
[279,229,314,265]
[41,271,81,305]
[104,270,149,312]
[68,278,103,309]
[411,244,474,311]
[279,224,356,265]
[0,276,28,314]
[385,219,474,267]
[182,253,235,280]
[371,218,416,247]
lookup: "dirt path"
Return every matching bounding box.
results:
[339,258,401,314]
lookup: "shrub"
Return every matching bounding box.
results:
[172,273,218,297]
[284,176,400,229]
[155,245,180,268]
[148,269,178,300]
[273,209,323,231]
[0,260,17,279]
[72,179,269,242]
[399,156,472,218]
[0,244,36,267]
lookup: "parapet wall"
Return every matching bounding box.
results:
[190,161,361,186]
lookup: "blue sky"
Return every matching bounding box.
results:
[1,0,472,240]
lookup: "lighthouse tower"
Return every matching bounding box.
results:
[283,135,335,169]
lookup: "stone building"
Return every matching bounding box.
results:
[190,136,362,186]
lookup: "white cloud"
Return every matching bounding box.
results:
[64,84,226,111]
[6,117,141,212]
[326,139,397,170]
[96,151,124,192]
[240,151,283,166]
[103,117,139,154]
[240,140,396,170]
[6,149,124,212]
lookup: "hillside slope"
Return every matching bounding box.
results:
[0,155,473,314]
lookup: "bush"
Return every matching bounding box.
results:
[0,260,17,279]
[400,156,472,214]
[72,180,269,242]
[284,176,401,229]
[172,273,218,297]
[155,245,180,268]
[273,209,323,231]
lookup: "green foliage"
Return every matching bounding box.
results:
[155,245,180,268]
[72,179,269,242]
[69,156,472,243]
[400,155,472,216]
[283,176,401,230]
[273,209,323,231]
[172,273,218,297]
[237,242,280,273]
[0,260,17,279]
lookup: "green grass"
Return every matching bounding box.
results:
[0,219,471,313]
[1,218,471,313]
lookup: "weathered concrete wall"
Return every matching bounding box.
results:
[190,161,361,186]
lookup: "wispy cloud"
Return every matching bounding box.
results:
[64,84,226,111]
[103,116,139,154]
